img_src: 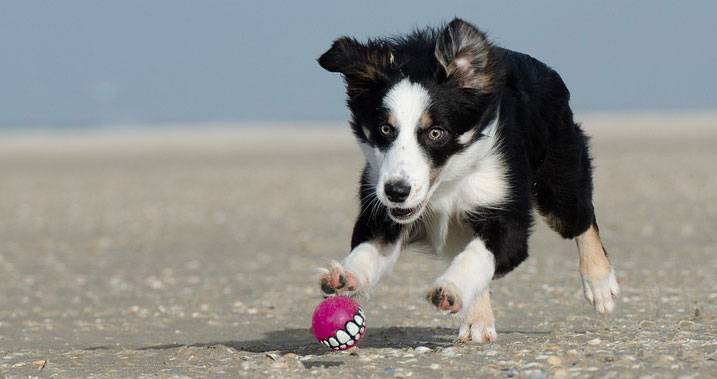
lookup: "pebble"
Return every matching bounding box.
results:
[528,370,547,379]
[639,320,657,329]
[678,320,695,329]
[429,363,440,370]
[441,347,456,357]
[414,346,431,353]
[547,356,563,366]
[554,369,569,378]
[269,361,287,369]
[586,338,602,345]
[240,361,255,370]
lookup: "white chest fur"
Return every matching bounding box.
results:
[420,120,509,256]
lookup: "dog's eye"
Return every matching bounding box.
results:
[427,127,447,142]
[379,124,394,137]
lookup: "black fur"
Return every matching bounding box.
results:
[320,18,599,277]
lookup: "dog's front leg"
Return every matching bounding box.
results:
[319,239,402,297]
[427,238,495,313]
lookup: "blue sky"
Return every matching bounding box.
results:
[1,1,716,127]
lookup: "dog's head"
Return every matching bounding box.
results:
[318,18,500,224]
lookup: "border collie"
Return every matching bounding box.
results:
[316,18,618,343]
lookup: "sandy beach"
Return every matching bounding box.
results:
[0,112,715,378]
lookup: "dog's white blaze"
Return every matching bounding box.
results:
[384,79,431,131]
[433,238,496,316]
[378,79,432,208]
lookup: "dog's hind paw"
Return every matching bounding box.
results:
[318,263,361,297]
[582,268,620,315]
[456,321,497,343]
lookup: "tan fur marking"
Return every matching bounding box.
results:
[419,112,432,130]
[455,288,496,343]
[464,289,494,326]
[576,225,611,280]
[388,112,397,127]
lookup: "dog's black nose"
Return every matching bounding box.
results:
[384,180,411,203]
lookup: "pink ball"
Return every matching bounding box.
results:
[311,296,366,350]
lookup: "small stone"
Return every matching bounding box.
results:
[554,369,569,378]
[240,361,255,370]
[283,353,297,359]
[269,361,287,369]
[414,346,431,353]
[528,370,547,379]
[384,367,396,374]
[639,320,657,329]
[586,338,601,345]
[441,347,456,357]
[547,356,563,366]
[429,363,440,370]
[677,320,694,329]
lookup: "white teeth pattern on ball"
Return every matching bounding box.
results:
[320,307,366,350]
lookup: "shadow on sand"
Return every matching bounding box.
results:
[137,326,550,356]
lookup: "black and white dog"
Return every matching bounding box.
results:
[317,18,618,343]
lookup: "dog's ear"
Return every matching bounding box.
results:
[435,18,494,90]
[318,37,393,95]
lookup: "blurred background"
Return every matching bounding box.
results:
[1,0,716,128]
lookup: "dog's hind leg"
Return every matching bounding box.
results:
[456,288,497,343]
[534,121,619,314]
[575,220,619,314]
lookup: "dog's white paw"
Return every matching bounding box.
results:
[456,320,497,343]
[318,262,362,297]
[582,268,619,315]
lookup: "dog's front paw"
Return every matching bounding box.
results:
[318,263,361,297]
[456,321,497,343]
[582,268,619,315]
[427,283,463,313]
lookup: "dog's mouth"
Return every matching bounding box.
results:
[388,203,425,223]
